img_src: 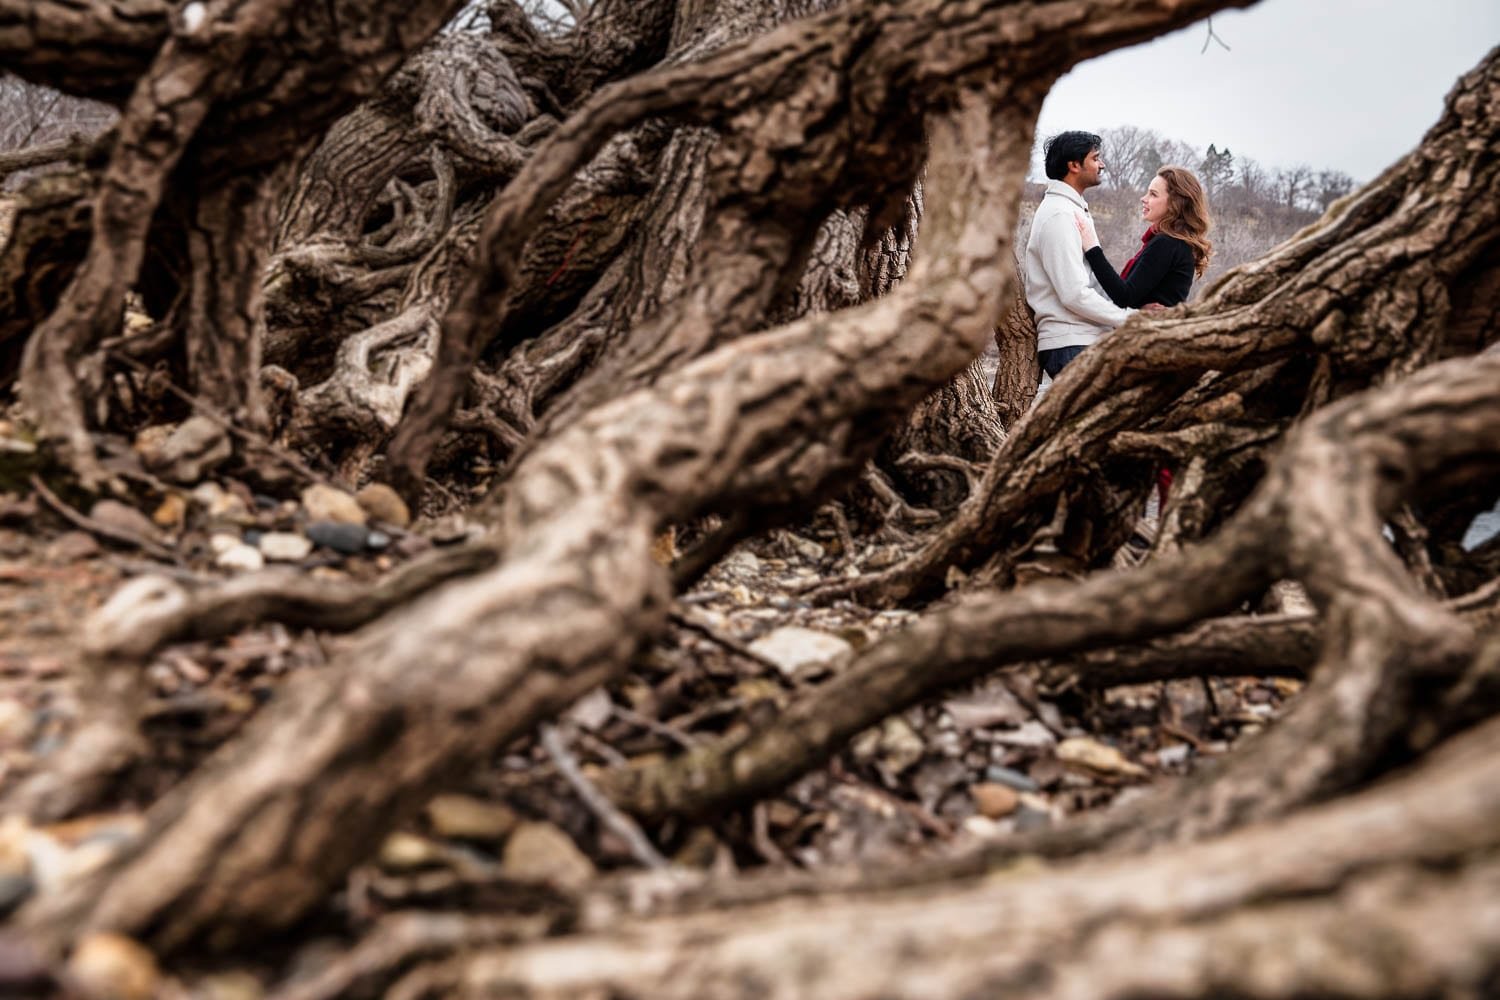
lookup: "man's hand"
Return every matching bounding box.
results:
[1142,302,1167,313]
[1073,211,1100,251]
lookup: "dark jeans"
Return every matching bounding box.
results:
[1039,344,1087,379]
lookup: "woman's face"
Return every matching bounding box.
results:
[1141,176,1170,225]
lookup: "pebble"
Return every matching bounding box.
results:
[88,500,159,541]
[1056,736,1148,779]
[501,822,596,890]
[721,550,761,574]
[208,532,241,556]
[195,972,265,1000]
[991,720,1058,749]
[151,494,186,530]
[748,626,854,678]
[301,484,366,525]
[378,832,445,871]
[787,535,825,563]
[154,416,231,482]
[45,531,100,563]
[257,532,312,562]
[425,794,518,843]
[192,483,251,523]
[983,765,1040,793]
[877,717,926,775]
[306,521,369,555]
[971,782,1020,819]
[68,932,159,1000]
[355,483,410,528]
[1157,743,1192,767]
[0,701,33,746]
[215,544,264,573]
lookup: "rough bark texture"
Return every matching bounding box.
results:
[4,2,1499,998]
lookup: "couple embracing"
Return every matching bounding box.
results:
[1024,130,1213,381]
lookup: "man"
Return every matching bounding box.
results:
[1024,131,1134,379]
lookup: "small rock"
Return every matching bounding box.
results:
[501,822,595,890]
[195,971,265,1000]
[301,484,365,525]
[1056,737,1148,780]
[425,794,518,843]
[215,544,264,573]
[46,531,100,563]
[365,530,390,551]
[355,483,410,528]
[983,765,1040,793]
[877,717,925,775]
[191,482,250,523]
[88,500,159,541]
[151,494,187,530]
[378,832,445,871]
[68,932,159,1000]
[991,721,1058,749]
[564,688,613,731]
[651,528,678,566]
[721,550,761,574]
[257,532,312,562]
[131,425,175,467]
[208,532,241,556]
[0,701,33,746]
[944,688,1027,730]
[306,521,369,555]
[1012,806,1052,833]
[961,815,1007,840]
[152,416,231,482]
[1157,743,1192,768]
[971,782,1020,819]
[787,534,825,563]
[748,626,854,678]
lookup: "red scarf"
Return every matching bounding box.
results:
[1120,226,1157,280]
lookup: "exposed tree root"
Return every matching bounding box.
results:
[607,350,1500,824]
[339,713,1500,1000]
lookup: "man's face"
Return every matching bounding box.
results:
[1070,148,1104,189]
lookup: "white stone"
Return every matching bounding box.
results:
[720,550,761,574]
[215,544,264,573]
[748,626,853,678]
[208,532,241,555]
[258,532,313,562]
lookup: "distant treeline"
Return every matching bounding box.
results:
[1023,126,1360,293]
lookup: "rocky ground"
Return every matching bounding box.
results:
[0,409,1298,996]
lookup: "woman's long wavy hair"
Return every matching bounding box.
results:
[1155,165,1213,277]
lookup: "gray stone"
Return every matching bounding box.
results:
[152,416,231,482]
[88,500,159,541]
[983,765,1040,793]
[306,521,369,555]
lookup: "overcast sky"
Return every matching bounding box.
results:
[1036,0,1499,182]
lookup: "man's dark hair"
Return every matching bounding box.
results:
[1043,131,1102,181]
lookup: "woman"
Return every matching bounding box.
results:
[1076,164,1213,309]
[1077,165,1213,514]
